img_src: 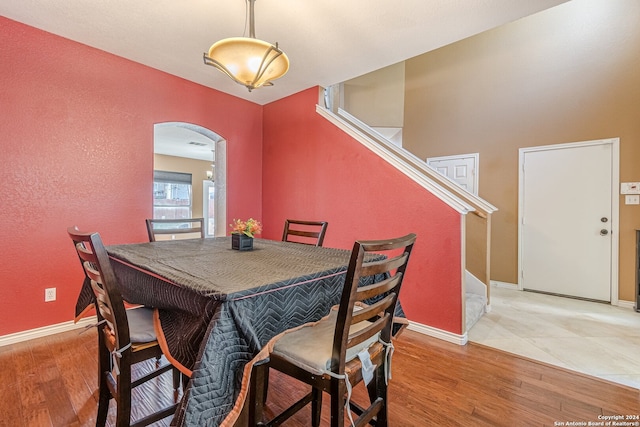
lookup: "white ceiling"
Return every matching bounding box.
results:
[1,0,568,107]
[154,123,222,161]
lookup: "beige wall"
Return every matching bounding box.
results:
[401,0,640,301]
[343,0,640,302]
[154,154,212,219]
[343,62,405,128]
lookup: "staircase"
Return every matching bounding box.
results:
[465,270,488,331]
[317,87,497,334]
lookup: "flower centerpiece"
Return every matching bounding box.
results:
[230,218,262,251]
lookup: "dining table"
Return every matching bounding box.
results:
[76,236,406,426]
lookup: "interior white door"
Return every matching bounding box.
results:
[519,141,613,301]
[427,153,478,195]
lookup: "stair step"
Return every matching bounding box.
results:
[466,292,487,331]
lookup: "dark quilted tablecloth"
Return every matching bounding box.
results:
[94,237,404,426]
[104,238,347,426]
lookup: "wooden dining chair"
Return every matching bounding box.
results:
[281,219,328,246]
[145,218,205,242]
[249,233,417,427]
[68,227,181,427]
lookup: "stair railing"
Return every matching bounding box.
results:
[317,88,497,332]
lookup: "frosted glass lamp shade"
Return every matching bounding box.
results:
[204,37,289,92]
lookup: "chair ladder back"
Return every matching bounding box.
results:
[81,262,100,283]
[146,218,205,242]
[347,313,389,349]
[73,240,93,261]
[351,295,395,325]
[90,279,116,328]
[355,275,402,302]
[282,219,328,246]
[360,251,410,277]
[331,233,416,374]
[288,230,317,239]
[68,227,131,348]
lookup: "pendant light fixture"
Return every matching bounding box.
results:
[203,0,289,92]
[206,149,215,182]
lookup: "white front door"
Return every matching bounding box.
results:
[427,153,478,195]
[518,139,618,302]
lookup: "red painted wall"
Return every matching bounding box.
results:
[261,88,463,333]
[0,17,262,336]
[1,18,463,337]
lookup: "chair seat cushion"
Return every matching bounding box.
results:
[272,308,379,375]
[126,306,157,343]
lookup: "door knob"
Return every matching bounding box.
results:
[600,229,609,236]
[601,217,608,223]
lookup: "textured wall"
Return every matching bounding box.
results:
[0,17,262,335]
[262,88,464,334]
[343,62,406,128]
[402,0,640,300]
[0,17,467,337]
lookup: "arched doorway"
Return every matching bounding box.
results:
[153,122,227,237]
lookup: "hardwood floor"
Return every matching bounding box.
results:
[0,328,638,426]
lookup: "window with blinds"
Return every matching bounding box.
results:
[153,170,192,220]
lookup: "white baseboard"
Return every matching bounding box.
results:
[12,300,633,349]
[0,316,97,347]
[616,300,637,310]
[407,321,467,345]
[5,316,473,349]
[490,280,518,289]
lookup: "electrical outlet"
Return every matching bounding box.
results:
[45,287,56,302]
[626,194,640,205]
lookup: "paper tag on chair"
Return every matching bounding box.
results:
[357,349,376,385]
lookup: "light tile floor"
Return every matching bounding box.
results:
[468,286,640,389]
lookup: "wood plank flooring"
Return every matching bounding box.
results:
[0,328,638,426]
